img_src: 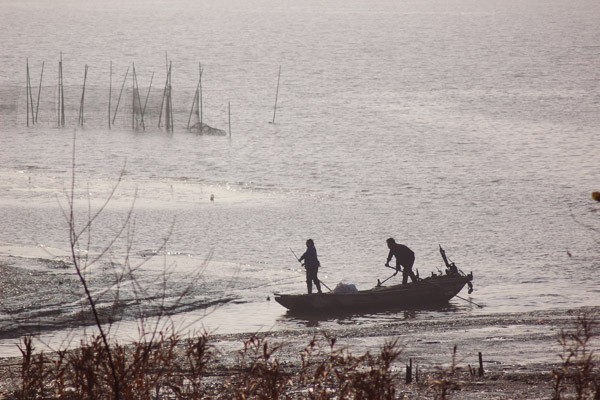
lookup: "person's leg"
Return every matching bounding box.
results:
[398,259,409,284]
[406,254,417,282]
[314,274,322,293]
[306,271,312,294]
[406,267,417,283]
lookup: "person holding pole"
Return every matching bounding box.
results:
[298,239,322,294]
[385,238,418,284]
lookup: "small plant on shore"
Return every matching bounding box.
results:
[299,333,403,400]
[224,335,289,399]
[552,313,599,400]
[425,345,462,400]
[17,331,213,399]
[17,336,51,399]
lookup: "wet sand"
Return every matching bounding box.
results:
[204,307,597,399]
[1,305,597,398]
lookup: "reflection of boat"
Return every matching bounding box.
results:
[274,246,474,314]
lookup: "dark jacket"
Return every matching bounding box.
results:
[387,243,415,266]
[300,245,320,271]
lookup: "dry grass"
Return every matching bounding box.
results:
[14,332,406,399]
[10,312,600,399]
[552,313,600,400]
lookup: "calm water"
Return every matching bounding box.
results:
[0,0,598,353]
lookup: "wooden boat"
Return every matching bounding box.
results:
[274,246,474,314]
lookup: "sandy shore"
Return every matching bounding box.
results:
[0,306,597,398]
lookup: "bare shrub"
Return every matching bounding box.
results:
[224,334,290,400]
[425,345,462,400]
[552,313,599,400]
[299,334,403,400]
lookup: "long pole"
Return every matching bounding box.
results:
[112,66,129,125]
[35,61,44,123]
[187,90,197,130]
[28,64,35,125]
[166,62,173,131]
[26,59,30,127]
[199,63,203,129]
[108,61,112,129]
[57,59,60,127]
[57,56,65,127]
[78,64,88,126]
[142,71,153,121]
[60,53,65,127]
[158,69,167,128]
[132,63,136,129]
[133,64,145,130]
[271,65,281,124]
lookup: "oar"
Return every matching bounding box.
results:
[377,264,401,286]
[290,248,332,292]
[377,271,398,287]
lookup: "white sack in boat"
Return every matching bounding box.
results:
[333,282,358,294]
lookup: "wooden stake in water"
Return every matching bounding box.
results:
[112,66,129,125]
[199,63,203,130]
[158,53,174,131]
[26,59,30,127]
[132,63,136,130]
[271,65,281,124]
[57,53,66,127]
[142,71,153,122]
[158,61,171,129]
[56,59,60,127]
[108,61,112,129]
[35,61,44,123]
[167,62,173,131]
[78,64,88,126]
[26,59,36,126]
[161,61,173,132]
[132,63,145,130]
[61,58,65,126]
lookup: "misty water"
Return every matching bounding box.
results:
[0,0,598,355]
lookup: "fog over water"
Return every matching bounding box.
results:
[0,0,598,354]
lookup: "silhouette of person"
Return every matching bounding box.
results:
[299,239,322,294]
[385,238,417,284]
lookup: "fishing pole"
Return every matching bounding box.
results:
[290,248,300,262]
[290,248,332,292]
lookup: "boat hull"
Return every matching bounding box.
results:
[274,273,473,314]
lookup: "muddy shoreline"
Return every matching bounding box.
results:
[1,306,597,398]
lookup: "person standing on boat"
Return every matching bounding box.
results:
[385,238,418,284]
[299,239,322,294]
